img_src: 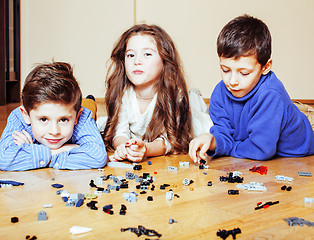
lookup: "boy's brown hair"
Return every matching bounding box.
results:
[217,14,272,66]
[22,62,82,114]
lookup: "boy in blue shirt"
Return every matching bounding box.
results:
[189,15,314,162]
[0,62,107,170]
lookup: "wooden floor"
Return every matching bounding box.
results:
[0,154,313,239]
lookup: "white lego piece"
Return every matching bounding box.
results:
[96,177,103,185]
[165,190,174,200]
[275,175,294,182]
[168,166,177,171]
[304,197,314,203]
[232,171,242,177]
[43,204,53,208]
[179,162,190,167]
[107,161,133,169]
[236,182,267,191]
[60,190,70,198]
[70,226,93,235]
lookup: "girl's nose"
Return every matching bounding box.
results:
[134,55,143,65]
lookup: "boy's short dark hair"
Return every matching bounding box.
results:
[22,62,82,114]
[217,14,271,66]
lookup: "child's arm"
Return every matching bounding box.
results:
[210,84,285,160]
[0,109,52,171]
[49,108,107,170]
[189,133,216,164]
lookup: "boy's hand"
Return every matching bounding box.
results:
[51,144,79,156]
[12,130,33,146]
[189,133,216,164]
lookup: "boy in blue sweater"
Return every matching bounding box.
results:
[0,62,107,171]
[189,15,314,162]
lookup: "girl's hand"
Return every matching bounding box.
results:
[110,142,130,161]
[12,130,33,146]
[125,139,147,162]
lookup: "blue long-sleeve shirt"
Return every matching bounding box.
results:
[209,71,314,160]
[0,107,107,171]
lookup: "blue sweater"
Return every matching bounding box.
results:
[0,107,107,171]
[209,71,314,160]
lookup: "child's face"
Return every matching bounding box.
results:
[219,55,272,98]
[21,102,82,150]
[125,34,163,89]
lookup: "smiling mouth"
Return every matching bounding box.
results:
[46,139,62,144]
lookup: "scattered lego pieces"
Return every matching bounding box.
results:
[183,178,194,186]
[160,184,170,190]
[220,173,243,183]
[208,181,212,186]
[281,185,292,191]
[228,190,239,195]
[103,204,114,215]
[0,180,24,186]
[37,211,47,221]
[11,217,18,223]
[168,166,177,171]
[86,200,98,210]
[217,228,241,240]
[255,201,279,210]
[283,217,314,226]
[304,197,314,203]
[43,204,53,208]
[236,182,267,191]
[120,204,127,215]
[249,165,267,175]
[179,162,189,167]
[123,192,138,202]
[148,161,152,165]
[26,235,37,240]
[298,172,312,177]
[121,225,162,238]
[147,196,153,201]
[51,183,64,188]
[275,175,294,182]
[165,190,174,200]
[169,218,177,224]
[107,161,134,169]
[70,226,93,235]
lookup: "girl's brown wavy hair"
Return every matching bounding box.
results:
[103,24,192,154]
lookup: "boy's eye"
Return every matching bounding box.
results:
[241,72,250,76]
[40,117,48,122]
[144,52,152,57]
[60,118,69,123]
[222,69,230,73]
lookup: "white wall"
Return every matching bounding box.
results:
[21,0,314,99]
[21,0,134,98]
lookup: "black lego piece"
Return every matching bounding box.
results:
[86,200,98,210]
[11,217,19,223]
[121,225,162,238]
[217,228,241,240]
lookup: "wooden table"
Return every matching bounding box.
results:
[0,155,313,240]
